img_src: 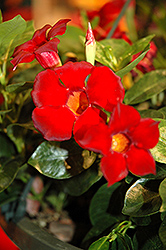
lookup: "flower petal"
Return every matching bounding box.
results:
[130,118,160,149]
[32,24,51,44]
[101,152,128,186]
[126,145,156,176]
[31,69,68,107]
[10,50,35,70]
[35,38,61,68]
[32,106,75,141]
[86,66,124,111]
[47,19,71,39]
[54,61,93,90]
[74,107,109,154]
[108,103,141,134]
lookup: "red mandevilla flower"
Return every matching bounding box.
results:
[11,19,70,70]
[31,61,124,141]
[74,103,160,186]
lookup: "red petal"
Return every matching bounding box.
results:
[130,118,160,149]
[47,19,71,39]
[126,145,156,176]
[31,69,68,107]
[54,61,93,90]
[108,103,141,135]
[35,38,60,54]
[74,107,110,154]
[101,152,128,186]
[10,50,35,69]
[32,106,75,141]
[86,66,124,112]
[11,40,36,57]
[32,24,51,44]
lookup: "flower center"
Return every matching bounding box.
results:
[66,90,89,116]
[111,133,130,153]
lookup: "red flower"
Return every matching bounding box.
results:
[132,41,157,73]
[31,61,124,141]
[75,103,160,186]
[11,19,70,70]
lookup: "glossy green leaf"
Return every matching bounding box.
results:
[28,140,97,180]
[124,70,166,105]
[0,158,20,193]
[89,182,121,225]
[159,178,166,212]
[61,164,102,196]
[88,236,109,250]
[95,39,131,71]
[151,119,166,164]
[28,141,71,179]
[122,178,161,217]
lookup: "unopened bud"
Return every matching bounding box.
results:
[85,22,96,65]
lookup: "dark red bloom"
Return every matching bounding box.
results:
[11,19,70,70]
[75,103,160,186]
[31,61,124,141]
[0,93,4,106]
[132,41,157,73]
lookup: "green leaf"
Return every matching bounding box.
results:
[111,234,134,250]
[61,163,102,196]
[89,182,121,225]
[0,132,17,158]
[122,178,161,217]
[159,178,166,212]
[28,141,71,179]
[83,214,118,243]
[0,158,20,192]
[6,82,33,93]
[151,119,166,164]
[133,226,164,250]
[159,215,166,247]
[10,20,34,56]
[116,49,149,78]
[28,140,97,180]
[95,39,131,71]
[0,15,26,55]
[124,70,166,105]
[139,109,164,119]
[88,236,110,250]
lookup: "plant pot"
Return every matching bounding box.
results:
[0,214,82,250]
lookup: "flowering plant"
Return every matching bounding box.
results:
[0,0,166,249]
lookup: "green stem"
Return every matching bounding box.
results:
[107,0,132,39]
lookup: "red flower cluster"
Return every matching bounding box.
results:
[11,19,70,70]
[31,61,124,141]
[74,103,160,186]
[10,12,160,186]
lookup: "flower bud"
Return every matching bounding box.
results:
[85,22,96,65]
